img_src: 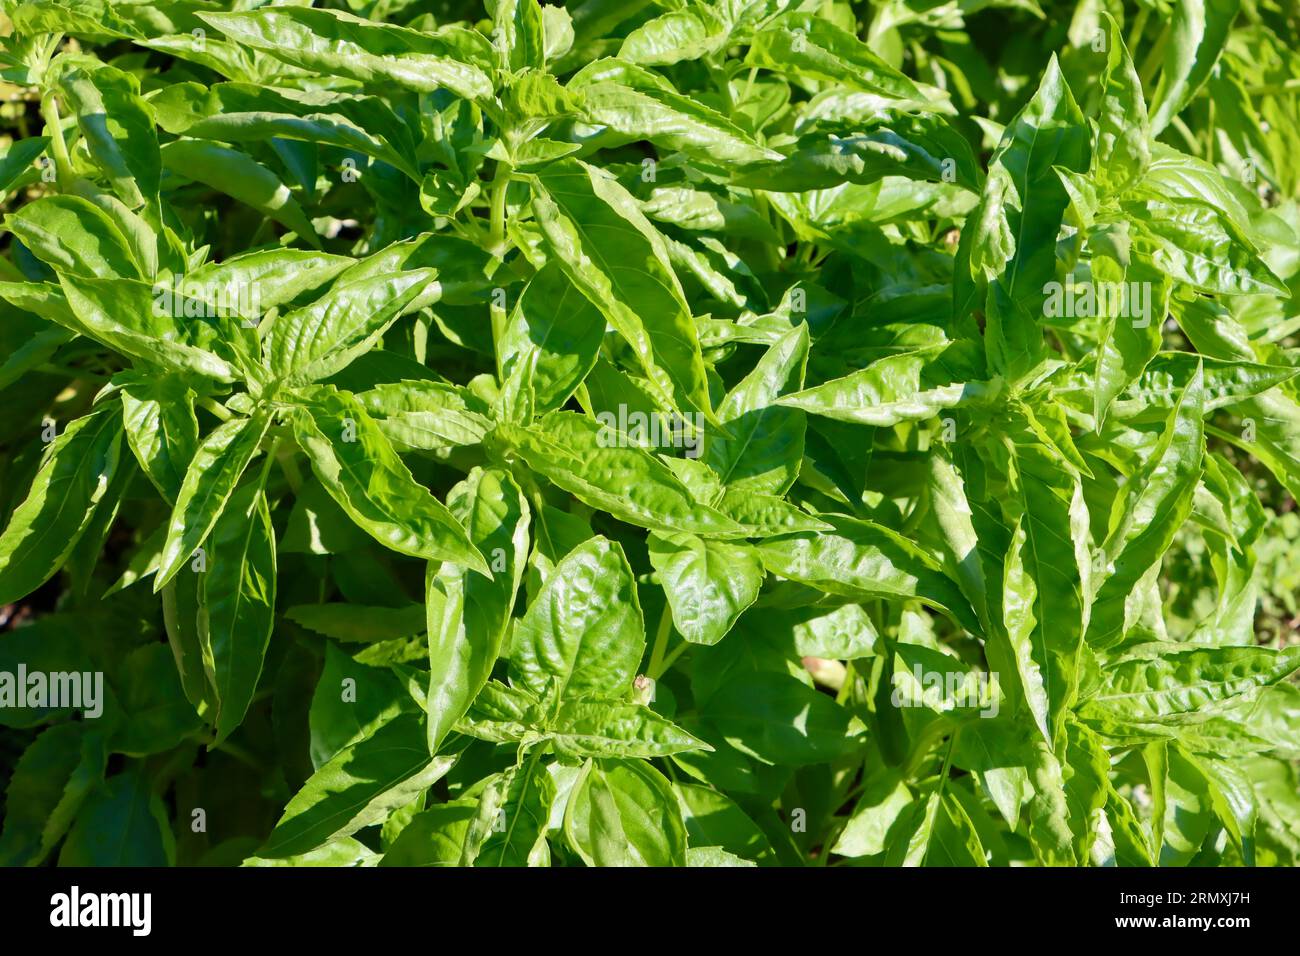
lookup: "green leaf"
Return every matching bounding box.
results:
[426,467,530,753]
[675,782,774,864]
[489,0,546,72]
[289,386,487,573]
[151,81,420,182]
[702,669,863,766]
[6,194,145,279]
[261,713,456,858]
[564,759,687,866]
[1093,13,1149,196]
[288,604,425,644]
[199,480,276,744]
[57,275,240,382]
[498,412,745,538]
[61,67,160,209]
[832,763,914,858]
[119,373,199,504]
[531,159,713,420]
[355,380,492,451]
[264,270,437,387]
[160,140,320,248]
[995,408,1092,747]
[155,410,270,591]
[308,646,417,768]
[200,8,494,103]
[778,347,976,427]
[0,723,107,866]
[968,56,1090,312]
[110,643,204,755]
[549,699,710,759]
[1088,364,1205,650]
[619,6,728,66]
[499,262,605,414]
[746,12,938,107]
[648,532,763,646]
[466,757,555,866]
[1078,644,1300,728]
[735,118,981,193]
[705,324,808,497]
[1091,255,1166,427]
[1126,198,1285,296]
[58,770,174,866]
[575,78,781,167]
[511,536,644,699]
[379,799,478,866]
[1148,0,1241,136]
[755,514,981,634]
[0,404,123,605]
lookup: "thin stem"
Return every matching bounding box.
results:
[1137,25,1168,89]
[1127,6,1150,53]
[39,94,75,188]
[257,437,280,488]
[706,55,734,113]
[647,602,673,677]
[209,738,264,770]
[488,159,513,257]
[277,444,303,494]
[1246,79,1300,95]
[1205,97,1215,164]
[651,639,689,679]
[1169,115,1200,155]
[198,397,234,422]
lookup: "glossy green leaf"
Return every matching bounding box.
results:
[155,410,270,591]
[161,140,320,247]
[199,479,276,744]
[564,759,687,867]
[426,467,529,753]
[498,412,744,538]
[290,386,486,573]
[531,160,712,419]
[0,403,122,605]
[511,536,644,699]
[648,532,763,646]
[262,713,456,858]
[200,8,494,103]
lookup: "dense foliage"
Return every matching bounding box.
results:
[0,0,1298,868]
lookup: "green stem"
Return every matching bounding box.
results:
[209,738,264,771]
[706,56,734,113]
[1169,115,1200,155]
[902,719,950,779]
[39,94,75,188]
[1246,79,1300,95]
[1127,6,1150,53]
[651,639,689,679]
[488,159,513,257]
[1205,97,1215,164]
[647,603,673,677]
[1137,25,1168,89]
[198,397,234,422]
[751,190,784,270]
